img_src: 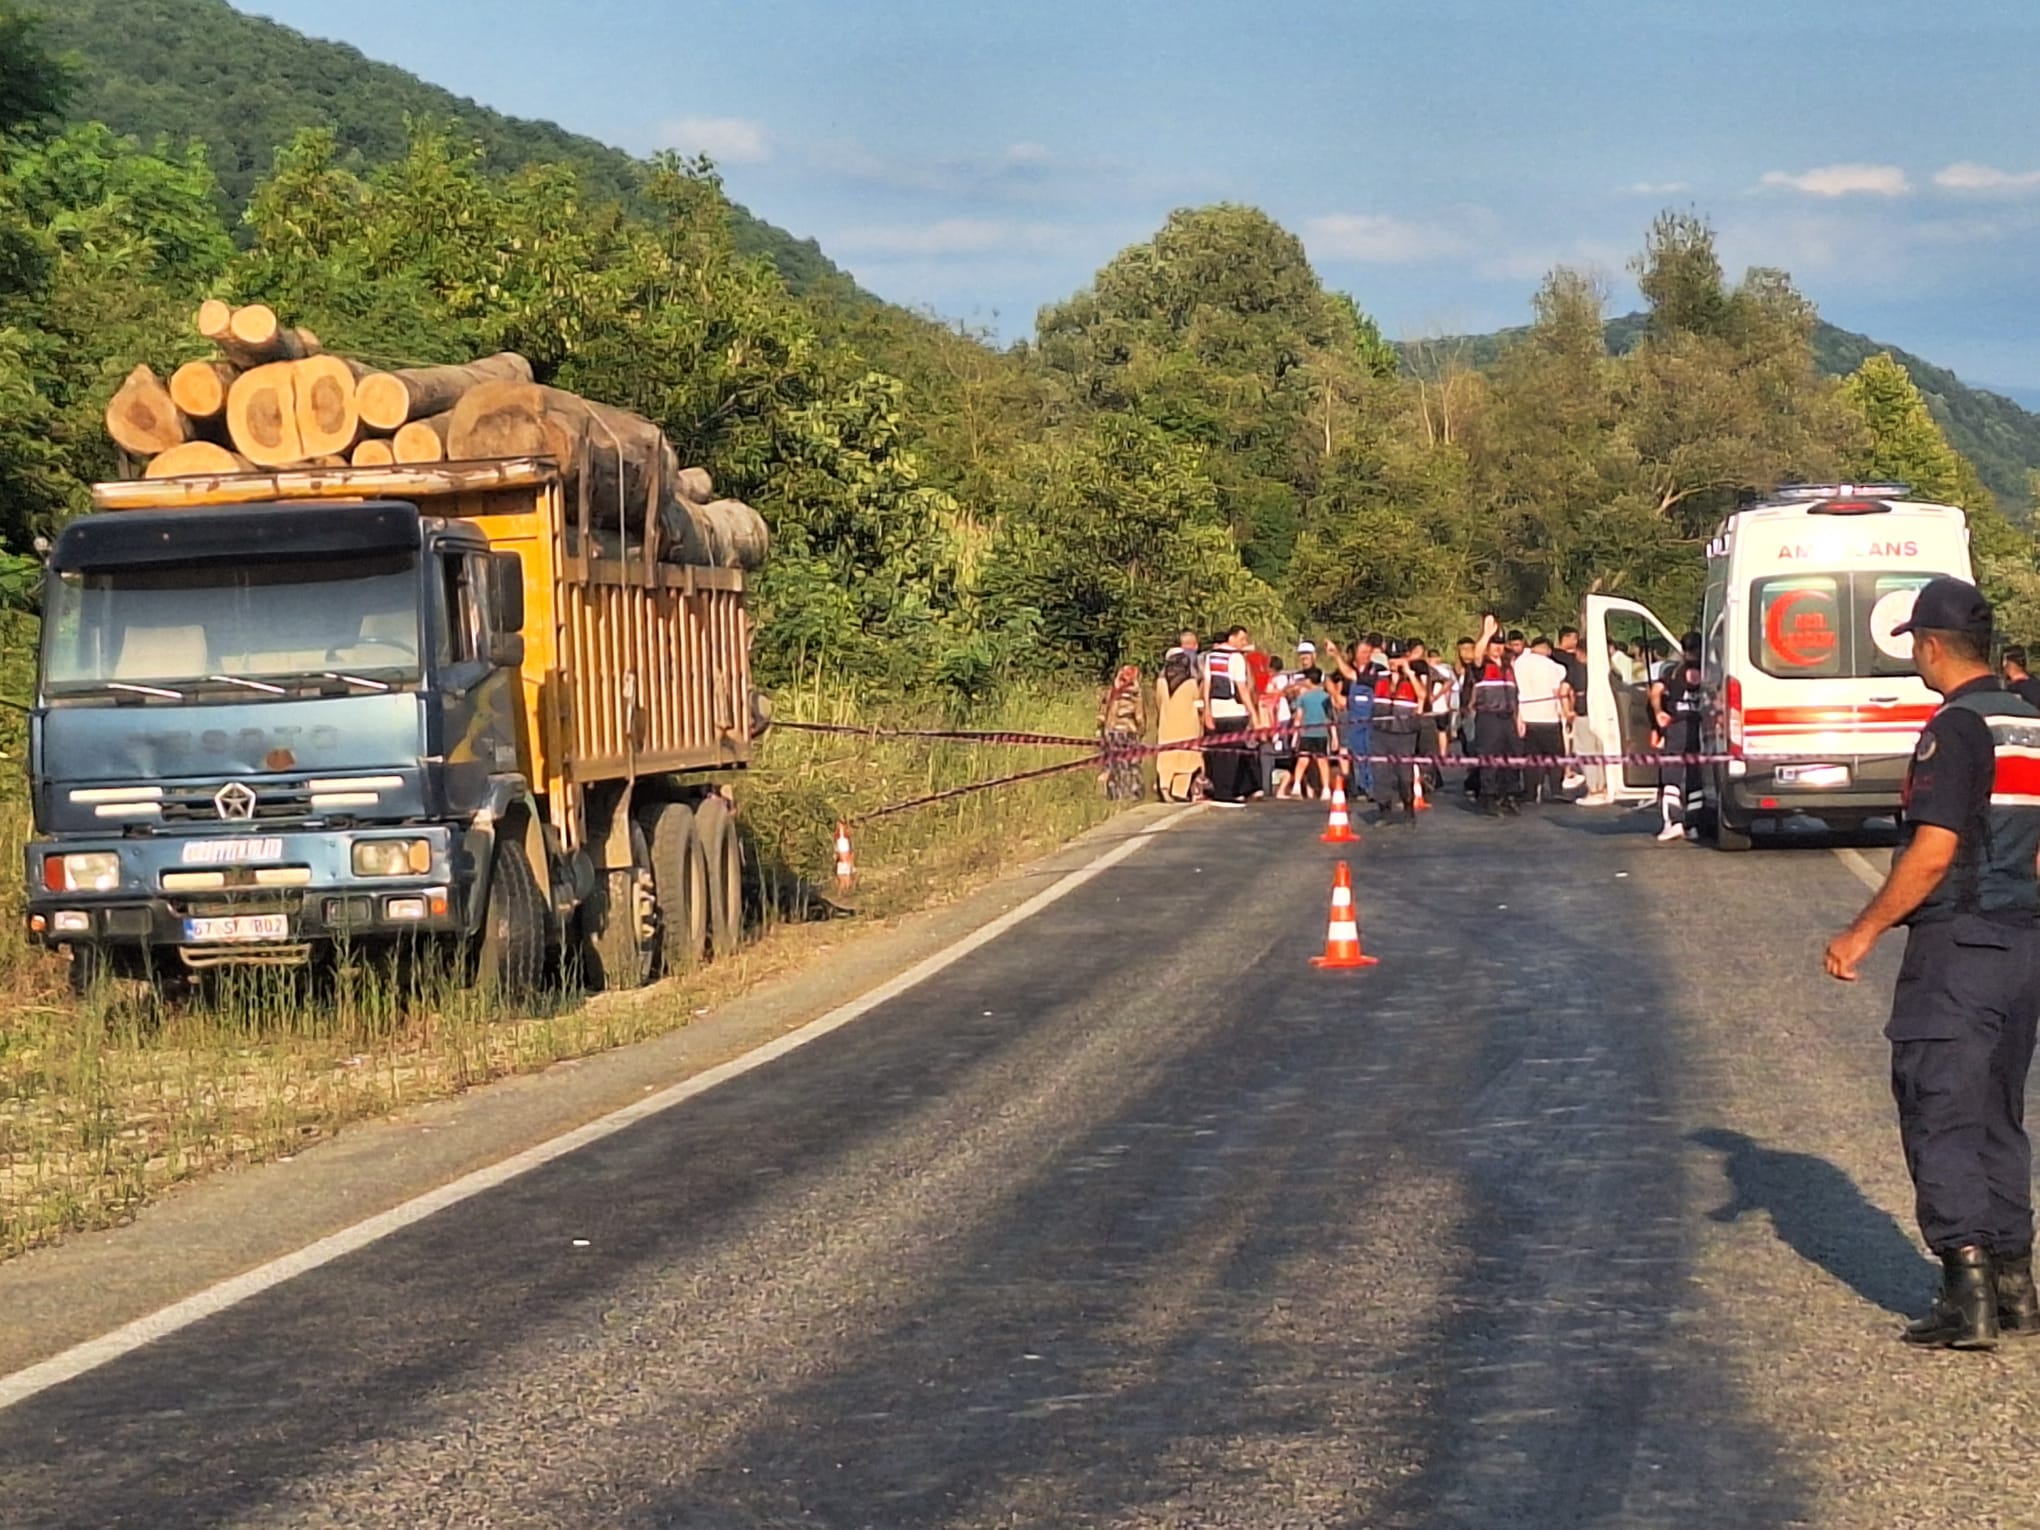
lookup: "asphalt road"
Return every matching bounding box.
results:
[3,794,2037,1528]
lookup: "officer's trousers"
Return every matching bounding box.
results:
[1472,712,1519,802]
[1888,917,2040,1253]
[1371,729,1418,814]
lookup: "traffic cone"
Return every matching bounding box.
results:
[1310,861,1378,969]
[834,822,856,893]
[1321,779,1359,843]
[1413,765,1431,812]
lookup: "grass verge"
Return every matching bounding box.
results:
[0,686,1123,1259]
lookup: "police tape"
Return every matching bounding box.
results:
[779,717,1737,768]
[771,719,1099,749]
[846,752,1108,824]
[1120,733,1740,768]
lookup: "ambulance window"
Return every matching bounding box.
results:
[1864,573,1934,678]
[1752,576,1843,678]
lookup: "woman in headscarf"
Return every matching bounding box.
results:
[1099,663,1148,801]
[1154,647,1204,802]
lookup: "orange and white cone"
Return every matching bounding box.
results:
[834,822,856,892]
[1413,766,1430,812]
[1310,861,1378,969]
[1321,779,1359,844]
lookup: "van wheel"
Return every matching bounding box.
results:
[474,839,548,1000]
[693,794,744,959]
[644,801,709,974]
[583,817,660,991]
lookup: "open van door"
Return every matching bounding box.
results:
[1584,594,1684,801]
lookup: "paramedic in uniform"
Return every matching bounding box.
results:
[1825,577,2040,1350]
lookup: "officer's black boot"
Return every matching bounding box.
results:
[1904,1245,2000,1349]
[1995,1246,2040,1337]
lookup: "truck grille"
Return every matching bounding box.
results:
[159,779,316,824]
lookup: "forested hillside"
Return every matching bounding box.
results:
[37,0,859,298]
[7,0,2040,707]
[1406,315,2040,512]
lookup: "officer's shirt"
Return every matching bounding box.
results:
[1902,676,1999,835]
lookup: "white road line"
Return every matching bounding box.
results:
[1833,845,1888,893]
[0,807,1200,1415]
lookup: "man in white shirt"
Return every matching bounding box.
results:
[1512,637,1572,804]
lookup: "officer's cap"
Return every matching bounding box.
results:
[1384,638,1409,659]
[1893,576,1993,638]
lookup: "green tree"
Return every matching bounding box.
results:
[980,414,1288,678]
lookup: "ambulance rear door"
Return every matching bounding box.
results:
[1584,594,1683,801]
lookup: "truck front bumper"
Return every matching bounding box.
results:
[25,827,471,969]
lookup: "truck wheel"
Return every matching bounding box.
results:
[645,801,709,974]
[693,794,744,960]
[583,817,660,992]
[474,839,548,1000]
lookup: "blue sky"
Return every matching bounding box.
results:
[245,0,2040,394]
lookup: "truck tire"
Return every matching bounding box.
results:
[693,793,744,960]
[474,839,548,1000]
[582,816,660,992]
[645,800,709,974]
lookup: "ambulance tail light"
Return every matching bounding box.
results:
[1725,675,1744,759]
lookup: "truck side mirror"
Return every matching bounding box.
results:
[487,552,525,634]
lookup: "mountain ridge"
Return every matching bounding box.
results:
[1401,316,2040,512]
[38,0,863,299]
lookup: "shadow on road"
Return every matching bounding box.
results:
[1689,1127,1933,1317]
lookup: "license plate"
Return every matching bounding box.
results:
[1776,764,1850,788]
[184,914,290,943]
[181,838,283,865]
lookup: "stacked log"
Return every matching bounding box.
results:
[358,354,532,432]
[105,365,193,457]
[104,304,768,571]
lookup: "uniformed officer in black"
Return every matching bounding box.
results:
[1825,577,2040,1349]
[1370,640,1424,823]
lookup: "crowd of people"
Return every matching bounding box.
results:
[1104,617,1693,831]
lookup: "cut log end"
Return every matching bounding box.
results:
[144,441,252,479]
[351,437,396,467]
[391,416,448,464]
[217,304,307,368]
[195,298,232,343]
[294,354,362,459]
[225,361,303,467]
[106,365,193,457]
[169,360,237,420]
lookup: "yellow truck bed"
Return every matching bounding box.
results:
[90,458,755,856]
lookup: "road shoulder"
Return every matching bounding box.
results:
[0,804,1189,1379]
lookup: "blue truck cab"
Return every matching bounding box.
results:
[25,494,534,989]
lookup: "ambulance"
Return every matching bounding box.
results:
[1583,483,1973,850]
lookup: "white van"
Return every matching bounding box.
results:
[1583,483,1973,849]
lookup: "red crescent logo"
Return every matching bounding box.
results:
[1766,589,1836,669]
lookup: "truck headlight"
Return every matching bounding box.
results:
[352,839,432,878]
[44,852,120,893]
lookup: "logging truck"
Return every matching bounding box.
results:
[22,455,765,995]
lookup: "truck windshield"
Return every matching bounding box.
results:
[1749,571,1950,680]
[42,552,422,696]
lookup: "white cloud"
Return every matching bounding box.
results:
[1935,161,2040,193]
[1303,212,1473,264]
[830,218,1074,258]
[657,116,770,165]
[1623,181,1691,196]
[1759,163,1910,198]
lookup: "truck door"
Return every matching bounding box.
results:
[1584,594,1684,800]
